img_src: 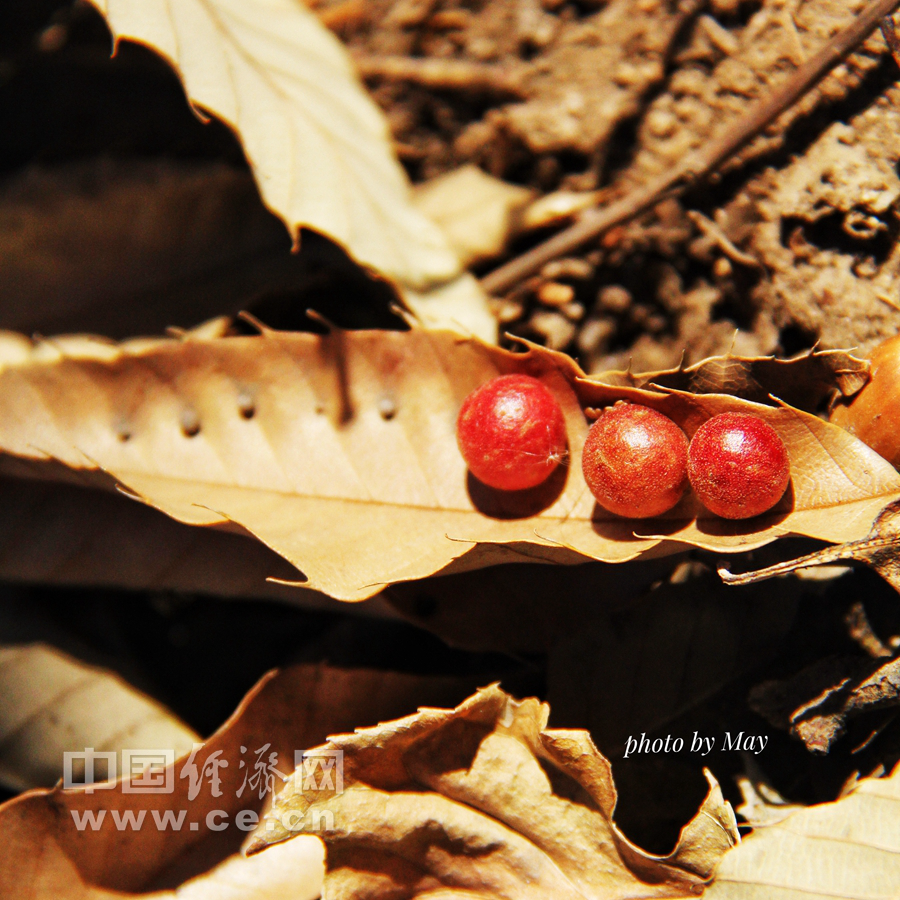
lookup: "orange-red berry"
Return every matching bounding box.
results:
[457,374,568,491]
[581,403,689,518]
[688,412,790,519]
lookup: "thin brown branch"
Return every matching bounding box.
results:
[354,54,526,97]
[717,543,863,586]
[686,209,766,271]
[481,0,900,296]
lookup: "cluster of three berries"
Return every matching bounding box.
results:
[457,374,790,520]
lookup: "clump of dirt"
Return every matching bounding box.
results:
[319,0,900,370]
[721,84,900,354]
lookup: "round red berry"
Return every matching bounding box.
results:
[687,412,790,520]
[581,403,689,518]
[457,374,568,491]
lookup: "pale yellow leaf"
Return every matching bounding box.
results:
[400,272,498,343]
[706,760,900,900]
[0,644,198,792]
[86,0,460,290]
[412,165,535,268]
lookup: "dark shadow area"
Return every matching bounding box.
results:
[466,462,569,519]
[589,492,699,541]
[780,209,897,268]
[691,480,794,537]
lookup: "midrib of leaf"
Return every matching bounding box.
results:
[711,882,867,898]
[21,455,900,523]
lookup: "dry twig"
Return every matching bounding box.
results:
[354,54,526,97]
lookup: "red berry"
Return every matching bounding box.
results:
[581,403,689,518]
[688,412,790,520]
[457,374,568,491]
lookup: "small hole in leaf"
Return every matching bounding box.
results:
[378,396,397,421]
[180,409,201,438]
[118,431,132,443]
[237,388,256,419]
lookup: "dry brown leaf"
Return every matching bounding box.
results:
[0,643,198,793]
[0,663,482,897]
[399,272,498,344]
[249,684,739,899]
[750,654,900,754]
[597,348,870,412]
[0,160,312,339]
[385,556,676,654]
[0,328,896,600]
[86,0,460,291]
[548,571,801,753]
[705,759,900,899]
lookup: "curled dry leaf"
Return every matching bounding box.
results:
[249,684,739,899]
[85,0,460,291]
[750,653,900,754]
[705,759,900,900]
[0,328,897,600]
[596,347,870,412]
[0,643,198,792]
[0,667,322,899]
[0,663,481,898]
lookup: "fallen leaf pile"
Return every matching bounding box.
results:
[4,0,900,897]
[0,664,483,897]
[250,684,739,899]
